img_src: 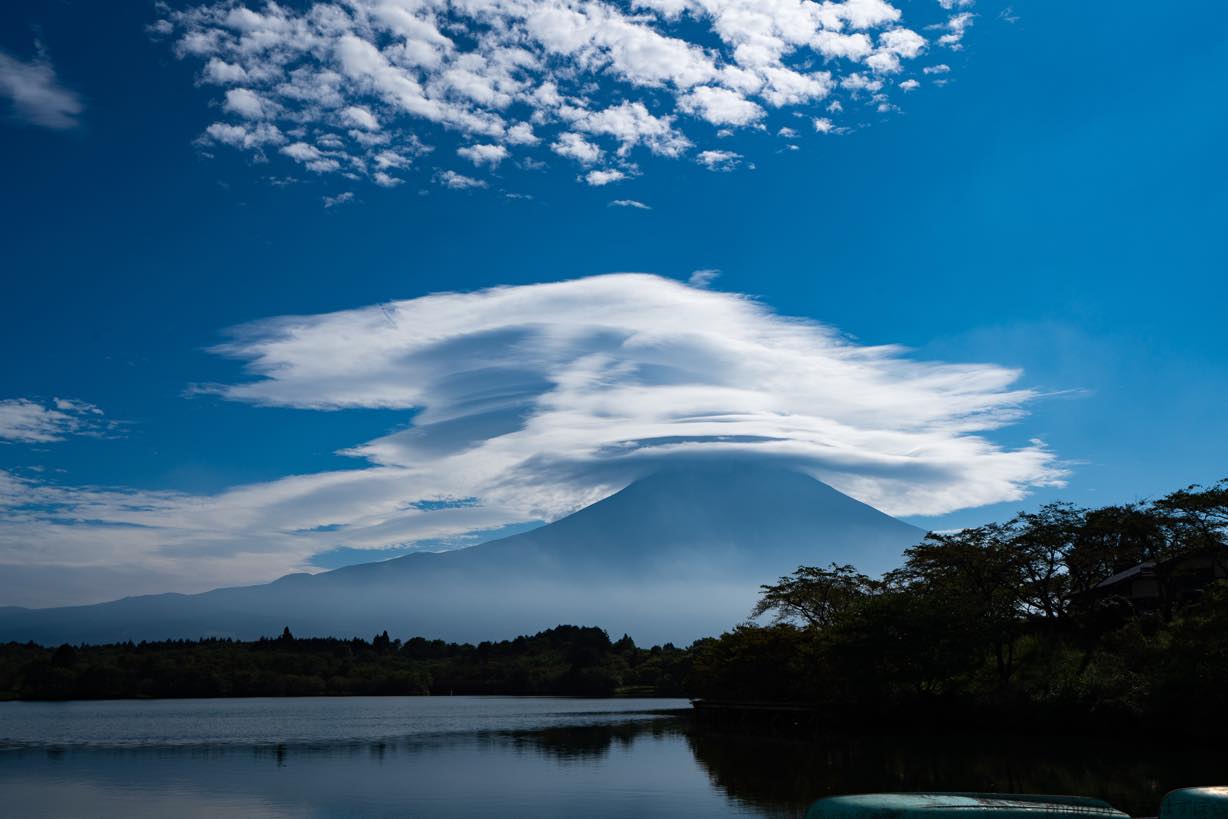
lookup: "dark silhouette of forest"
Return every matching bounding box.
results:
[2,477,1225,739]
[689,478,1228,737]
[0,625,691,699]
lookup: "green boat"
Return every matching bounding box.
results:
[805,793,1129,819]
[806,788,1228,818]
[1160,788,1228,818]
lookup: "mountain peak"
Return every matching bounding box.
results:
[0,459,924,645]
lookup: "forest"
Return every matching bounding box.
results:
[0,625,691,699]
[2,477,1226,740]
[689,477,1228,736]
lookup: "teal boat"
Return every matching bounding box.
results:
[1160,788,1228,818]
[806,788,1228,818]
[805,793,1129,818]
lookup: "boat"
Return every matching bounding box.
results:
[805,788,1228,818]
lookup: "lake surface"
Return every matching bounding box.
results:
[1,697,1225,818]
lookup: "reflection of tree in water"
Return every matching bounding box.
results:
[685,728,1228,818]
[486,718,682,763]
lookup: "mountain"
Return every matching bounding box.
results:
[0,462,924,646]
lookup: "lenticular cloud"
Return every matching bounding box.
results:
[156,0,974,189]
[210,274,1063,517]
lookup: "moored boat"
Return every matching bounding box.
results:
[805,793,1128,818]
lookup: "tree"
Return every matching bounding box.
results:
[751,563,880,629]
[1153,479,1228,554]
[1009,502,1084,620]
[888,525,1026,685]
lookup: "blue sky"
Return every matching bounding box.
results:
[1,0,1225,606]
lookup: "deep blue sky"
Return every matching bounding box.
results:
[1,0,1225,552]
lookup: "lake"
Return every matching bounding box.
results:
[1,697,1224,818]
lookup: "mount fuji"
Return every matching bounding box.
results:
[0,462,925,645]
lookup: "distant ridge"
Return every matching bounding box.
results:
[0,462,924,645]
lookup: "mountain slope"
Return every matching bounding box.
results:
[0,463,924,645]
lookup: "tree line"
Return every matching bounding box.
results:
[0,625,691,700]
[689,478,1228,736]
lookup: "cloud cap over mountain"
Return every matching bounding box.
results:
[209,272,1063,517]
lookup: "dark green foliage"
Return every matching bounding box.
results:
[0,625,691,701]
[693,477,1228,737]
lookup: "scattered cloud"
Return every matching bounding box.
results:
[923,64,951,75]
[688,268,720,287]
[610,199,651,210]
[437,170,487,189]
[0,47,84,129]
[696,150,742,171]
[156,0,973,190]
[0,398,110,443]
[552,133,603,165]
[458,143,510,168]
[937,12,976,49]
[322,191,355,208]
[0,275,1065,602]
[585,169,626,186]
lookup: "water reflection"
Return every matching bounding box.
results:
[686,726,1228,817]
[2,700,1226,818]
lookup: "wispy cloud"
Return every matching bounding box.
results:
[0,47,83,129]
[0,398,111,443]
[153,0,975,190]
[610,199,651,210]
[322,191,354,208]
[437,170,487,190]
[688,268,720,287]
[696,150,742,171]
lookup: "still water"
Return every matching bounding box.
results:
[1,697,1224,818]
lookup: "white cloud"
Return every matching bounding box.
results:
[280,141,341,173]
[938,12,975,49]
[0,47,84,129]
[899,78,920,91]
[506,122,540,145]
[0,398,108,443]
[841,73,884,93]
[201,274,1066,523]
[341,105,379,130]
[610,199,651,210]
[203,121,284,150]
[567,101,691,158]
[696,149,742,171]
[678,87,764,126]
[437,169,487,189]
[0,274,1065,602]
[201,58,248,84]
[585,168,626,186]
[457,143,510,168]
[155,0,967,189]
[923,64,951,75]
[688,268,720,287]
[552,132,603,165]
[322,191,355,208]
[813,117,835,133]
[223,87,269,119]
